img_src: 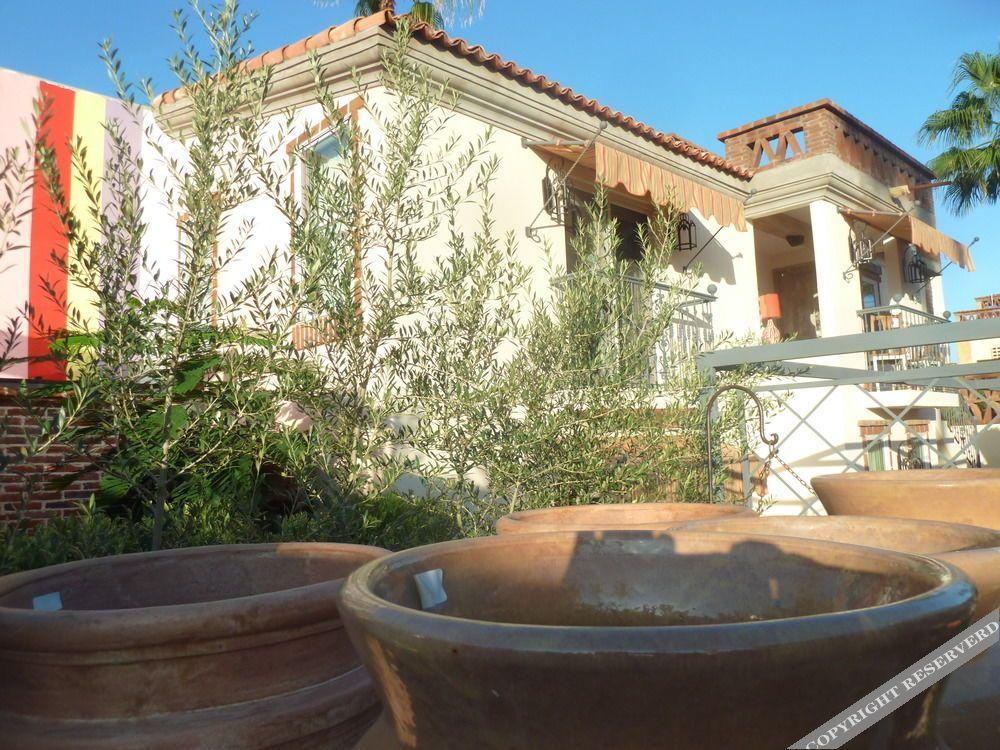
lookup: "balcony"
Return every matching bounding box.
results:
[858,304,949,388]
[555,274,715,385]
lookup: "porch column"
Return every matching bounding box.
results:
[809,200,863,338]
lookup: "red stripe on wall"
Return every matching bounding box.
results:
[27,82,74,381]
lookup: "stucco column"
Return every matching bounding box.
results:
[809,200,863,338]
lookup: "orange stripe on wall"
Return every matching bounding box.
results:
[27,82,74,381]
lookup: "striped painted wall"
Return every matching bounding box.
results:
[0,68,140,382]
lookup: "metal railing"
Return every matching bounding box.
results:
[637,279,715,384]
[858,304,949,385]
[698,317,1000,513]
[555,273,716,385]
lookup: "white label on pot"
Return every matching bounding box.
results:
[32,592,63,611]
[414,568,447,610]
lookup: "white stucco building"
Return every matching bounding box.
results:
[2,9,990,516]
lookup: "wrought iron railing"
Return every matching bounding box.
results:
[858,304,949,384]
[554,273,716,385]
[698,317,1000,513]
[637,279,715,384]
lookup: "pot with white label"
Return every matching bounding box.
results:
[341,530,974,749]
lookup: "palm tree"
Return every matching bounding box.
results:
[353,1,485,27]
[354,1,444,27]
[919,49,1000,213]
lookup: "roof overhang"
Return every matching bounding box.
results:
[840,209,974,271]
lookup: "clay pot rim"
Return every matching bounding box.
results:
[339,530,973,651]
[496,502,753,533]
[0,542,387,652]
[813,469,1000,489]
[674,515,1000,553]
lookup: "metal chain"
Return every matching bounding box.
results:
[773,452,814,493]
[749,443,811,499]
[751,441,777,497]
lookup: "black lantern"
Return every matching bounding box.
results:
[677,214,697,253]
[541,171,569,225]
[904,245,940,285]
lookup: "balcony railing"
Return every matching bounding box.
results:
[858,305,949,385]
[638,279,716,384]
[697,316,1000,512]
[555,273,715,385]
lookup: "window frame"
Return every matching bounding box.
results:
[285,97,365,350]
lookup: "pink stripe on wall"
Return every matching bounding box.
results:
[0,69,39,381]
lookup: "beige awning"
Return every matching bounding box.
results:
[841,209,974,271]
[530,141,746,231]
[595,144,746,231]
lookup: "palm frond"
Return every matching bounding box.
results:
[952,50,1000,97]
[354,0,385,15]
[928,143,1000,213]
[411,1,444,27]
[921,47,1000,212]
[919,91,993,146]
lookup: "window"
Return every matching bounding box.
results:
[286,96,364,205]
[898,436,929,469]
[564,188,650,272]
[285,98,365,349]
[991,346,1000,361]
[859,263,882,310]
[863,436,891,471]
[860,423,891,471]
[299,132,345,201]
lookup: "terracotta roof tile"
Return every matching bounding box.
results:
[157,11,750,180]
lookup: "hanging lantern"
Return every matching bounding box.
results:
[541,170,569,225]
[904,245,940,285]
[677,214,697,253]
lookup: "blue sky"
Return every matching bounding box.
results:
[2,0,997,311]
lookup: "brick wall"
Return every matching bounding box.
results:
[717,99,936,213]
[0,395,99,526]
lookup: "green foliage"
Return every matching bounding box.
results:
[920,48,1000,213]
[1,501,139,576]
[1,2,761,574]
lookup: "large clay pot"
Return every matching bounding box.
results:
[340,531,974,749]
[675,515,1000,750]
[812,469,1000,529]
[494,501,754,534]
[0,543,387,749]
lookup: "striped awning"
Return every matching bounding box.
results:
[529,140,746,231]
[840,210,974,271]
[595,144,746,231]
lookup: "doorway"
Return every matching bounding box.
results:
[773,262,819,340]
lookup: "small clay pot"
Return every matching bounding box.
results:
[812,469,1000,529]
[340,530,974,749]
[494,501,755,534]
[0,543,387,749]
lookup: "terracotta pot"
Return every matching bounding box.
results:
[674,515,1000,750]
[674,516,998,615]
[812,469,1000,529]
[494,501,755,534]
[340,531,974,749]
[0,543,387,749]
